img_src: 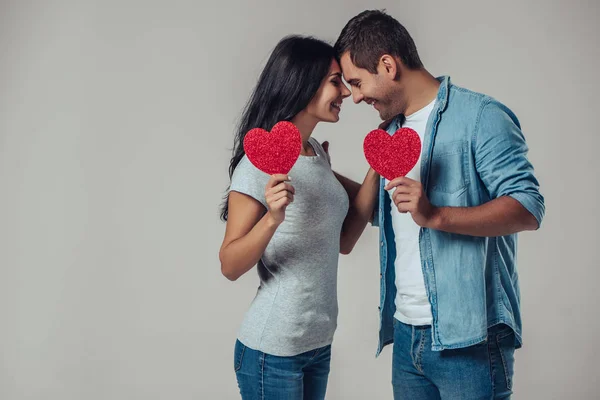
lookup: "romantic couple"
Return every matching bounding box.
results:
[219,10,545,400]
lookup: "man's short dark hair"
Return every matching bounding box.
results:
[334,10,423,73]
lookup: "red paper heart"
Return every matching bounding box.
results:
[363,127,422,181]
[243,121,302,175]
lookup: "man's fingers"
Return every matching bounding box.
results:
[393,193,415,205]
[392,186,414,195]
[395,203,411,213]
[385,176,417,191]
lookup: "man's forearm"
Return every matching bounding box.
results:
[428,196,539,237]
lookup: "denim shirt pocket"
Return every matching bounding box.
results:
[428,140,470,206]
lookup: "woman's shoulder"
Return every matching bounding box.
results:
[231,155,269,183]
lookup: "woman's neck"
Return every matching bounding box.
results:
[291,112,318,155]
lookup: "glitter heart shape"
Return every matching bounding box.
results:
[243,121,302,175]
[363,127,422,181]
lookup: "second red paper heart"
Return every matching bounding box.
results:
[363,127,422,181]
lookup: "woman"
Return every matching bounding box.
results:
[219,35,379,399]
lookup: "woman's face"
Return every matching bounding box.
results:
[305,59,351,123]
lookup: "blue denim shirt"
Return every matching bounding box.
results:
[374,76,545,356]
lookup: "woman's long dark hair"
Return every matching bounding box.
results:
[220,35,335,221]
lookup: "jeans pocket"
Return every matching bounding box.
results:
[496,330,516,390]
[234,340,246,372]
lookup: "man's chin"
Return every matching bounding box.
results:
[378,110,393,121]
[378,106,402,122]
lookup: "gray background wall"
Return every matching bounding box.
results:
[1,0,598,398]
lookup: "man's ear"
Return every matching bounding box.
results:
[379,55,399,79]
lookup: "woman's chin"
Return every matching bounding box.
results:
[328,109,341,122]
[317,114,340,123]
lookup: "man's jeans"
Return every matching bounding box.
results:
[392,319,515,399]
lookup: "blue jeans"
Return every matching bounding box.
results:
[392,319,515,399]
[234,340,331,400]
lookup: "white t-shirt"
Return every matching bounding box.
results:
[385,98,436,326]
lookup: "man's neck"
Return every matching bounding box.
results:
[403,69,440,117]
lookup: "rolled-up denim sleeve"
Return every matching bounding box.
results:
[474,100,545,228]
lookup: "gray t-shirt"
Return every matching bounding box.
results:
[229,137,349,356]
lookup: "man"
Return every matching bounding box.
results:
[334,10,545,399]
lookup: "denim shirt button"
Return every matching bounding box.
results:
[380,241,384,247]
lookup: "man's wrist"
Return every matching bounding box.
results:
[427,206,444,230]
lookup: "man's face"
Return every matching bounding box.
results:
[339,52,403,121]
